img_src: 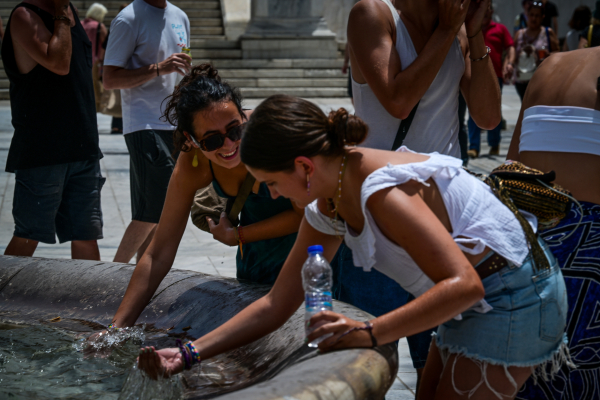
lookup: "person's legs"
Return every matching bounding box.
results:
[115,130,176,263]
[418,339,444,400]
[7,164,68,255]
[111,117,123,134]
[55,160,105,260]
[467,116,481,157]
[515,81,529,102]
[486,79,504,155]
[4,237,39,256]
[113,221,156,263]
[71,240,100,260]
[434,352,533,399]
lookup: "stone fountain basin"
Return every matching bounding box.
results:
[0,256,398,399]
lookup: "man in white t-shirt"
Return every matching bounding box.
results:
[103,0,190,263]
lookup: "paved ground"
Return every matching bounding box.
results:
[0,88,523,399]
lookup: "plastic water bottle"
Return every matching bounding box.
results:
[302,245,333,348]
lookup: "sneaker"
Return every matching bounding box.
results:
[489,146,500,156]
[467,149,479,158]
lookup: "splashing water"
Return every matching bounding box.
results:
[0,323,141,399]
[74,325,146,353]
[0,322,186,399]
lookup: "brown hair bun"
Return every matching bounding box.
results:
[327,108,368,148]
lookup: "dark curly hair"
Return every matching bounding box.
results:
[241,95,368,172]
[162,63,245,154]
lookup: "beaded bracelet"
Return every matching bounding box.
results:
[107,323,119,331]
[185,341,201,365]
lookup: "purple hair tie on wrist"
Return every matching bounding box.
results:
[176,339,192,370]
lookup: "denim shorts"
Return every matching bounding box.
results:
[124,130,177,224]
[13,159,105,244]
[435,237,568,369]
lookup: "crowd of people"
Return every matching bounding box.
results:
[1,0,599,399]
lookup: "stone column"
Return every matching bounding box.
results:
[240,0,338,59]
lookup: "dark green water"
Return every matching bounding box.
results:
[0,322,182,399]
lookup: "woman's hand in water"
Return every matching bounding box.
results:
[306,311,374,352]
[138,346,184,380]
[207,212,238,246]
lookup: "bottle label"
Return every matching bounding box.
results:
[305,292,332,310]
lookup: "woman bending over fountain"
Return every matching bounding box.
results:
[138,96,569,399]
[507,47,600,400]
[106,65,303,330]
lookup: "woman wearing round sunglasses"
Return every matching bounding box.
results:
[103,64,304,332]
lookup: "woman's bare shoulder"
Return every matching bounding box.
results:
[173,150,213,191]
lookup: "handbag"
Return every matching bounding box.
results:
[467,161,577,273]
[488,161,572,231]
[99,87,122,118]
[190,172,256,233]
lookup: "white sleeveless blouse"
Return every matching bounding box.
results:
[305,148,536,317]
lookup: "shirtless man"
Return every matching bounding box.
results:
[507,47,600,400]
[1,0,104,259]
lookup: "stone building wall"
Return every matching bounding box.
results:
[221,0,599,43]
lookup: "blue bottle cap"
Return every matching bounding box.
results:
[307,245,323,254]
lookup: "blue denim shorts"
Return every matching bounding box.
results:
[435,237,568,369]
[13,159,105,244]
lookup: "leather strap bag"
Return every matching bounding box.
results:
[488,161,572,231]
[467,161,579,272]
[99,87,122,117]
[391,102,420,151]
[191,172,256,233]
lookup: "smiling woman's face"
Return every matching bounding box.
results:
[192,101,244,169]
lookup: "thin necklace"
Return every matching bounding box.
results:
[326,153,348,238]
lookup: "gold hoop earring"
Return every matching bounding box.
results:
[192,149,198,167]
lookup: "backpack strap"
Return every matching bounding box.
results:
[226,172,256,223]
[391,101,420,151]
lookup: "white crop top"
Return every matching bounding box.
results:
[305,148,535,317]
[520,106,600,156]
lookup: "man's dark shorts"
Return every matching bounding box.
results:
[124,129,177,224]
[13,159,105,244]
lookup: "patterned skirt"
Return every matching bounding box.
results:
[518,201,600,400]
